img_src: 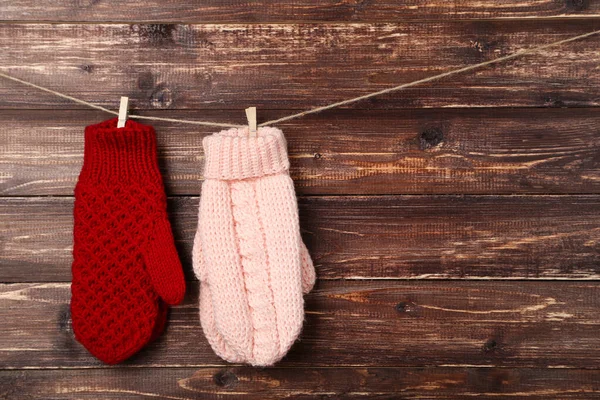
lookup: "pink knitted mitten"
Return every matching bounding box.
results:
[193,127,315,366]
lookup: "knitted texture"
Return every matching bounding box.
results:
[71,118,186,365]
[193,127,316,366]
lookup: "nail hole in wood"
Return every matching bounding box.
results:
[57,305,72,333]
[79,65,94,73]
[395,301,419,316]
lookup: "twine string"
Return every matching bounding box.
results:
[1,28,599,129]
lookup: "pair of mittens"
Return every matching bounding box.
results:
[71,119,186,364]
[193,127,316,366]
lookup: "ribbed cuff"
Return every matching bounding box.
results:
[80,118,162,181]
[203,127,290,180]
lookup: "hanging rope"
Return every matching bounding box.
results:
[2,28,599,128]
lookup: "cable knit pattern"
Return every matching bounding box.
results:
[71,118,186,365]
[193,126,316,366]
[231,180,280,364]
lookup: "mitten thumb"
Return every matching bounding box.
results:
[143,216,186,305]
[300,240,316,294]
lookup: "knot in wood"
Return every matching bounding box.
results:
[566,0,589,11]
[135,24,176,45]
[213,370,238,388]
[483,338,499,353]
[419,127,443,150]
[543,95,566,108]
[150,86,173,108]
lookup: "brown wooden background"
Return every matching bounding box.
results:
[2,1,600,399]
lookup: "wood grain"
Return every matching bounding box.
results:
[2,196,600,282]
[2,21,600,111]
[1,367,599,399]
[1,281,600,368]
[3,3,600,397]
[3,108,600,196]
[1,0,599,22]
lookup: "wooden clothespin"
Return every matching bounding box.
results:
[117,96,129,128]
[245,106,257,136]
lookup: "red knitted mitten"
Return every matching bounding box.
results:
[71,118,186,364]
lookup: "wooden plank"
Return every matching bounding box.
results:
[2,21,600,110]
[1,367,599,399]
[1,281,600,368]
[3,108,600,196]
[2,196,600,282]
[2,0,600,22]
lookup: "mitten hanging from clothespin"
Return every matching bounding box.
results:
[192,111,316,366]
[71,116,186,364]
